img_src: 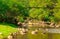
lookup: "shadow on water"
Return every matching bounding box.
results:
[48,33,53,39]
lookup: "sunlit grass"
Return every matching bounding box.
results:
[0,23,18,37]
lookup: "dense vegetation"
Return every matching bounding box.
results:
[0,0,60,23]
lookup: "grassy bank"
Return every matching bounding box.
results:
[0,23,18,38]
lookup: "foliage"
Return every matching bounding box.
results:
[0,0,60,23]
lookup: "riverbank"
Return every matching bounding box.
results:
[22,20,60,28]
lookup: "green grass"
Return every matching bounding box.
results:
[0,22,18,37]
